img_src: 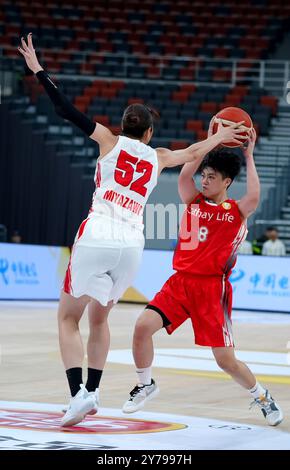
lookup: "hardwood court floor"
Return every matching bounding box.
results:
[0,301,289,431]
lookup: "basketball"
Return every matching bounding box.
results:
[212,107,253,148]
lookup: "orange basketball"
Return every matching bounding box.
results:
[212,107,253,148]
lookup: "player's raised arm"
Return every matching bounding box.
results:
[157,120,246,171]
[238,128,260,219]
[157,120,246,204]
[18,34,117,153]
[177,115,218,203]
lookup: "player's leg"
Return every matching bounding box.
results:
[84,299,113,414]
[123,273,188,413]
[59,229,125,425]
[58,290,97,426]
[212,347,283,426]
[60,242,115,392]
[122,308,163,413]
[87,298,113,373]
[109,243,162,388]
[212,346,256,388]
[58,290,90,383]
[133,307,164,372]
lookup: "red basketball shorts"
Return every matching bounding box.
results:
[148,272,234,347]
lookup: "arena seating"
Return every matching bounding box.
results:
[0,0,282,153]
[1,0,289,82]
[22,76,277,154]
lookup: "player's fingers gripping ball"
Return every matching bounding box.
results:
[212,107,253,148]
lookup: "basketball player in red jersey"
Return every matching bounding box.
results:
[123,123,284,426]
[18,34,246,426]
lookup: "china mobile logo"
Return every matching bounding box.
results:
[0,258,38,285]
[0,259,9,284]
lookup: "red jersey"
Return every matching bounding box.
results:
[173,193,247,277]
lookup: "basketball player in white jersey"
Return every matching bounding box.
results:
[18,34,247,426]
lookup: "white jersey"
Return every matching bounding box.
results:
[74,135,158,249]
[64,136,158,301]
[90,135,158,229]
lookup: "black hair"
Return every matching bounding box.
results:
[199,149,242,186]
[121,103,159,138]
[266,226,278,232]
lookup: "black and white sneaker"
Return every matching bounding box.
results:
[250,389,283,426]
[122,379,159,413]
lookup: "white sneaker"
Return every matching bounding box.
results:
[61,388,99,415]
[122,379,159,414]
[87,388,99,415]
[61,384,96,427]
[250,390,283,426]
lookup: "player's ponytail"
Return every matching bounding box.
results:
[121,103,159,138]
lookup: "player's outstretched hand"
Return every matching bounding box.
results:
[243,127,256,158]
[207,115,215,138]
[18,33,43,74]
[216,119,249,146]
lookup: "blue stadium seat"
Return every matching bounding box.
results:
[127,66,146,78]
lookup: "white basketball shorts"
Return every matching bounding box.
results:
[63,215,144,306]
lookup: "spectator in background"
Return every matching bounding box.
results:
[10,230,22,243]
[262,227,286,256]
[0,224,8,243]
[252,227,271,255]
[238,238,253,255]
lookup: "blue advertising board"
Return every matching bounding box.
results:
[230,255,290,312]
[0,243,70,300]
[123,250,290,313]
[1,243,289,312]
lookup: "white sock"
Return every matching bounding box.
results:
[136,367,152,386]
[249,381,266,399]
